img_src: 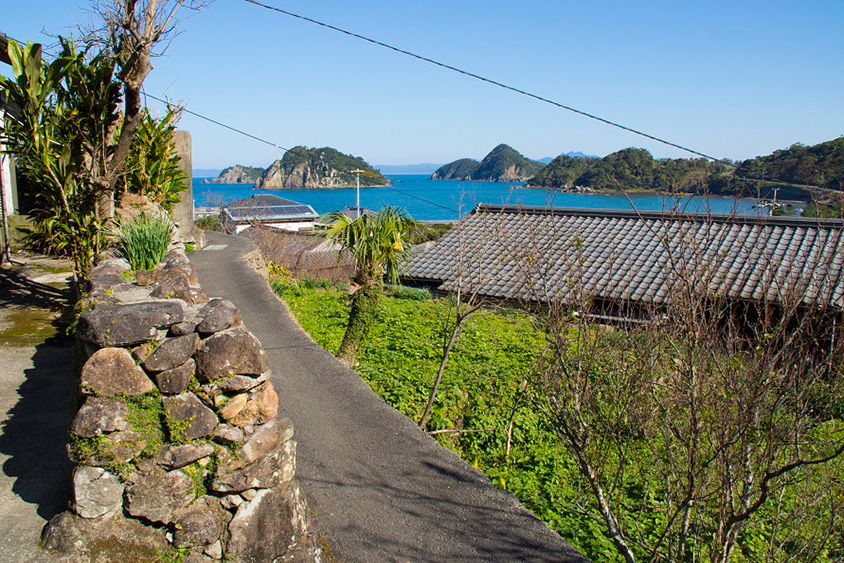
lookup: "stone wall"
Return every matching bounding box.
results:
[42,249,320,562]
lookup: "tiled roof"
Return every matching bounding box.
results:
[404,205,844,310]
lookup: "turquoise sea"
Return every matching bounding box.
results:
[192,174,763,221]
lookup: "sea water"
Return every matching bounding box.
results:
[192,174,762,221]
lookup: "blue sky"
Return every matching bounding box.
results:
[4,1,844,169]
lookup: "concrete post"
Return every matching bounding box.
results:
[172,130,199,245]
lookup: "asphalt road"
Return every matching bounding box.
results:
[191,231,588,563]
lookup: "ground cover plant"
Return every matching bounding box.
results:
[271,270,844,562]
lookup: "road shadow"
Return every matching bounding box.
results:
[0,265,73,310]
[0,266,76,521]
[299,454,589,563]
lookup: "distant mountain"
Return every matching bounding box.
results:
[432,144,545,182]
[193,168,222,178]
[537,152,596,164]
[203,165,264,184]
[255,146,386,189]
[375,163,443,175]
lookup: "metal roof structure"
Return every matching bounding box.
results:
[222,194,318,224]
[404,204,844,310]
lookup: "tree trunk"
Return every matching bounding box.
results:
[419,326,460,429]
[336,277,381,366]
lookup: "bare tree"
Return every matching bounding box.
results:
[83,0,210,216]
[498,205,844,562]
[418,205,493,429]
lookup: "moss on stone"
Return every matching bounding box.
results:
[125,392,166,458]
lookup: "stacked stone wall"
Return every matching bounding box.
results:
[42,249,320,562]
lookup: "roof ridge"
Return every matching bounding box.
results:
[473,204,844,228]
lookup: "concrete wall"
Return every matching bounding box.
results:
[172,131,198,244]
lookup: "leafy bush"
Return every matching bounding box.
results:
[278,285,844,561]
[112,213,173,270]
[195,215,223,232]
[386,284,432,300]
[404,222,453,244]
[121,108,187,211]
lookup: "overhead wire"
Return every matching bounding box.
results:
[241,0,841,197]
[6,25,837,199]
[143,92,456,213]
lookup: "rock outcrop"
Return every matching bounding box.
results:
[44,250,321,562]
[254,146,386,189]
[202,165,264,185]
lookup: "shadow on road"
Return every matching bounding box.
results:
[300,455,587,562]
[0,266,76,521]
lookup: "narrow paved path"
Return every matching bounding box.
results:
[191,231,588,563]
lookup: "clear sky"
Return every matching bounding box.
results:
[4,0,844,169]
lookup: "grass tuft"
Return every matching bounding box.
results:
[112,213,173,271]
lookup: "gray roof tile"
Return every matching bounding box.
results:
[405,205,844,310]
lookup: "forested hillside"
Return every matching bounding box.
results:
[528,138,844,200]
[432,144,545,182]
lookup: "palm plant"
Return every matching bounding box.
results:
[326,206,417,365]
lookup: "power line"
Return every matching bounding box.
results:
[240,1,844,197]
[383,183,457,213]
[242,0,729,164]
[142,92,291,154]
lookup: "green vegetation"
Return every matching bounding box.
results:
[1,39,121,280]
[272,146,386,186]
[403,222,453,244]
[732,138,844,193]
[432,144,545,181]
[194,215,223,232]
[385,284,432,301]
[1,38,189,280]
[529,148,729,193]
[121,108,187,212]
[325,206,417,364]
[431,158,481,180]
[529,138,844,201]
[125,392,167,458]
[111,212,173,271]
[273,279,844,562]
[800,200,844,218]
[207,164,264,184]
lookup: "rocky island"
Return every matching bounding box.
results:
[255,146,386,189]
[202,165,264,184]
[204,146,387,189]
[432,144,546,182]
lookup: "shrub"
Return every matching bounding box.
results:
[386,284,432,300]
[112,212,173,270]
[195,215,223,232]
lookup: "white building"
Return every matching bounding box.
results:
[222,194,319,234]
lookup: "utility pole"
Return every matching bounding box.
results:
[351,169,364,214]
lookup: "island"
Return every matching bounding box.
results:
[432,144,546,182]
[255,146,386,189]
[204,146,386,189]
[528,138,844,204]
[202,164,264,184]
